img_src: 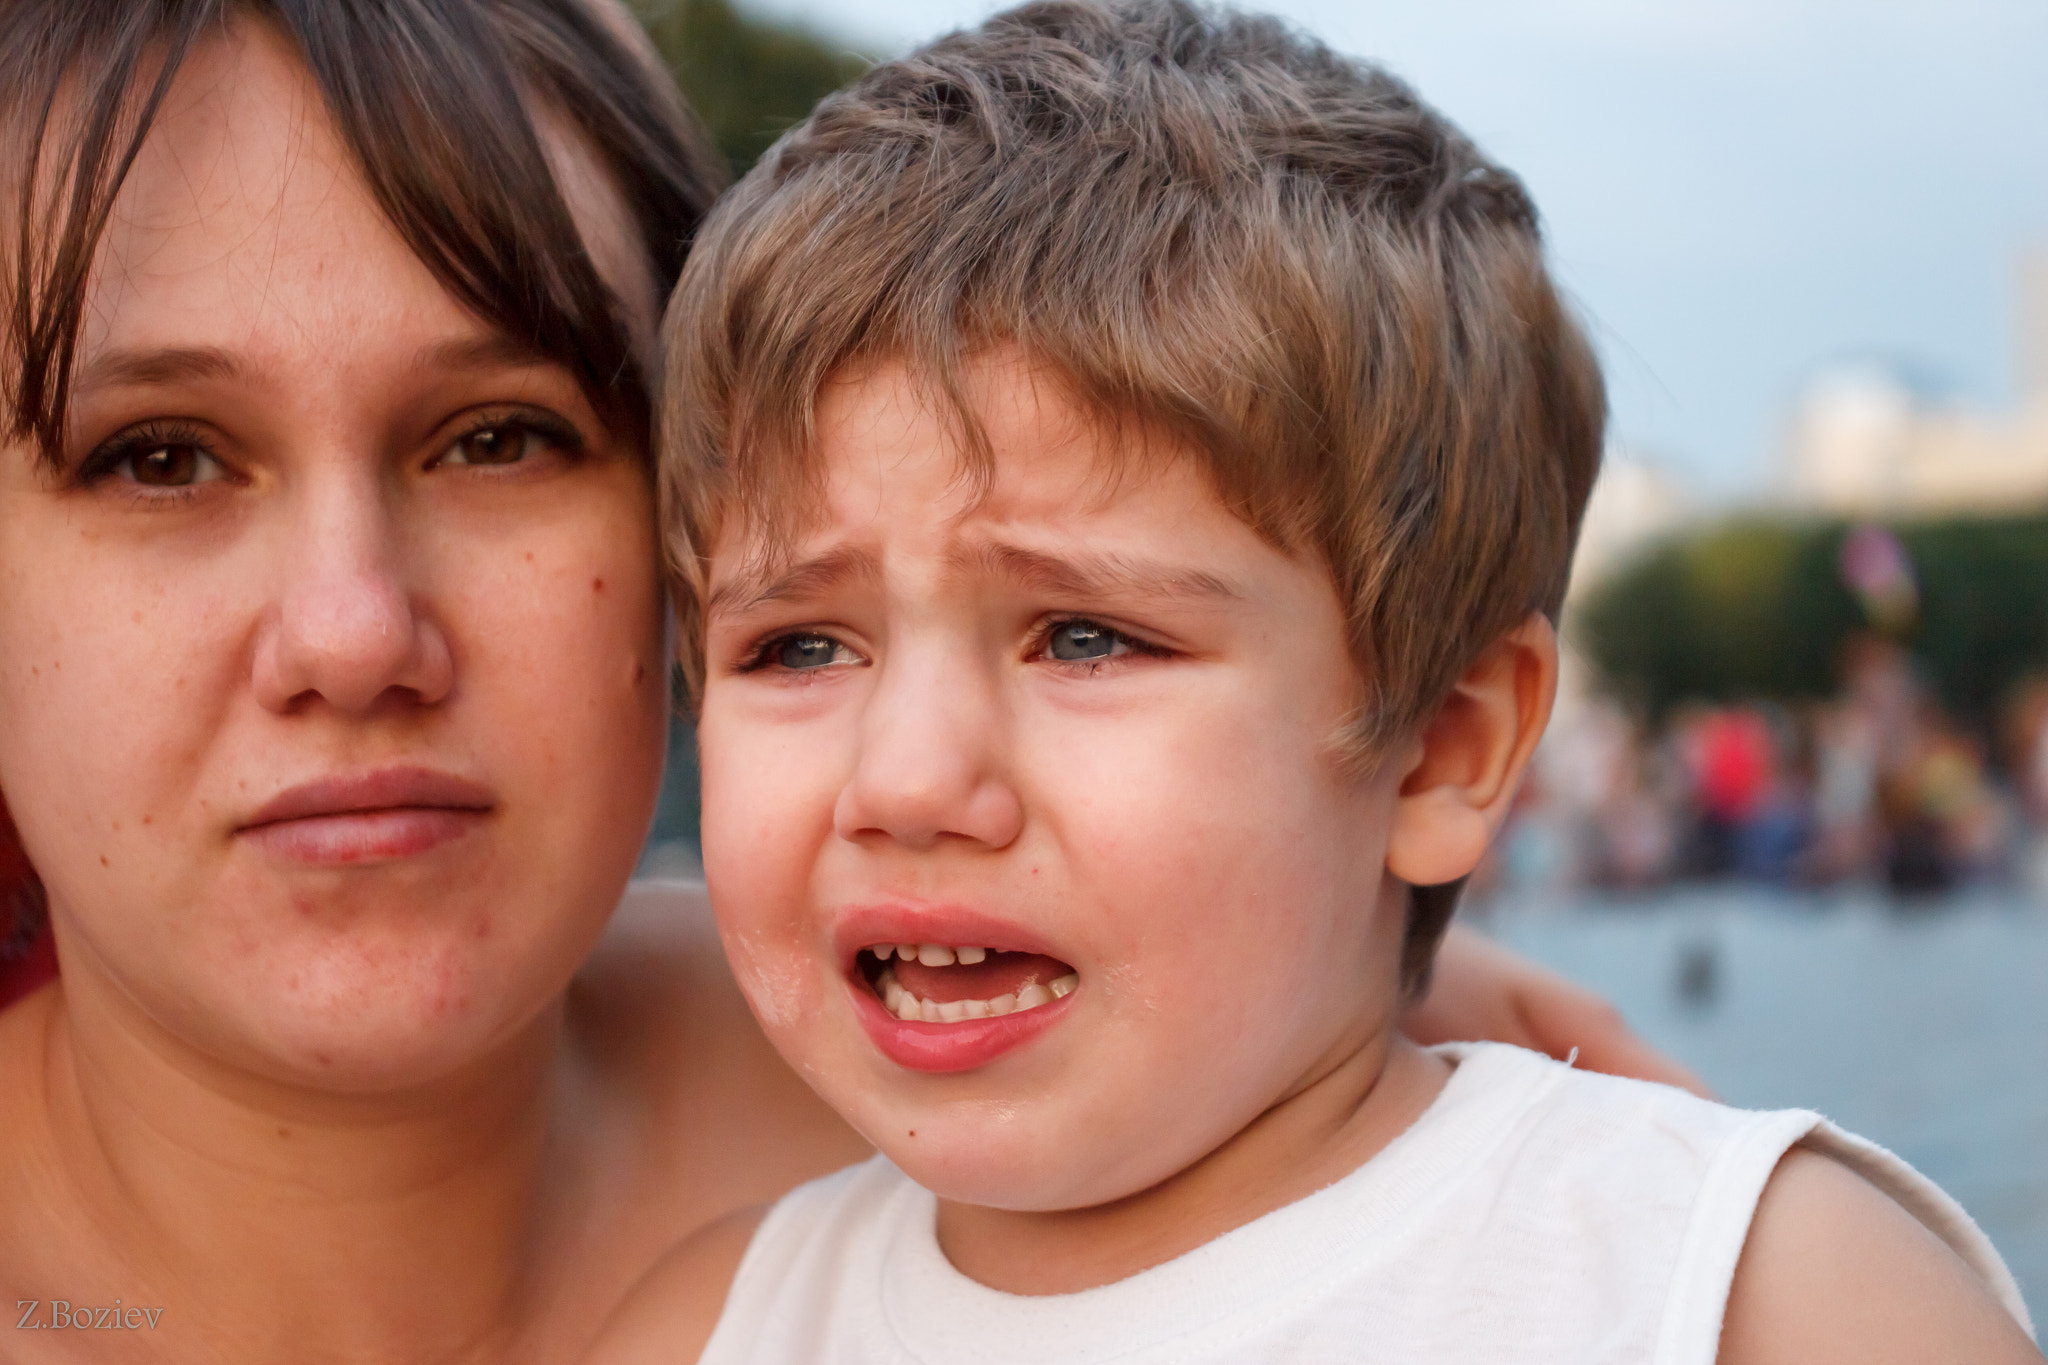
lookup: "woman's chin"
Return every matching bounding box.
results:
[130,931,577,1097]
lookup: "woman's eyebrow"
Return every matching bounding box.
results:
[74,345,240,392]
[418,334,555,373]
[73,335,550,396]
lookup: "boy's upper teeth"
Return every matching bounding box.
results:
[871,943,991,965]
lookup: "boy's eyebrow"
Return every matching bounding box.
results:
[705,542,1244,617]
[966,543,1245,603]
[707,545,883,617]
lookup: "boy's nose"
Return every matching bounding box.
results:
[831,645,1024,852]
[250,479,453,715]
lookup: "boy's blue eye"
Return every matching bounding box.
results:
[1047,621,1125,661]
[776,634,851,669]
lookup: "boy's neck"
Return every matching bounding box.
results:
[933,1027,1451,1296]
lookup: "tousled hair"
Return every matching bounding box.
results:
[662,0,1605,992]
[1,0,728,463]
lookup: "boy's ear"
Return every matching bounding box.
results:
[1384,613,1559,889]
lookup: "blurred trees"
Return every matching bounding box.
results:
[1576,512,2048,731]
[635,0,869,176]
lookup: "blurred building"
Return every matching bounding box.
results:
[1783,249,2048,517]
[1567,449,1690,599]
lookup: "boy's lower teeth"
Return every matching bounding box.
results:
[873,964,1077,1023]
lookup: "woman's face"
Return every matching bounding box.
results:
[0,23,669,1087]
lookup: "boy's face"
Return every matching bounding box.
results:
[698,350,1413,1212]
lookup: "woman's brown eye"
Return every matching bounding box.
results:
[451,424,532,466]
[130,444,203,486]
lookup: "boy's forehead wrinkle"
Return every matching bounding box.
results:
[706,543,883,618]
[959,541,1245,604]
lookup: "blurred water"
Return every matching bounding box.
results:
[1484,886,2048,1321]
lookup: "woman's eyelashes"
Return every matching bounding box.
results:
[430,410,586,470]
[76,421,234,500]
[73,406,586,500]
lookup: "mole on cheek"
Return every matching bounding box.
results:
[592,577,605,593]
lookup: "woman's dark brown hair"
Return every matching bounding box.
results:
[0,0,727,954]
[2,0,729,464]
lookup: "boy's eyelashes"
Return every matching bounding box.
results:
[730,616,1173,677]
[1030,617,1170,669]
[739,630,868,674]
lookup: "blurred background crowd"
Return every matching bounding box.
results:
[1497,330,2048,899]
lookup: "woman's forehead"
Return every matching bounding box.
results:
[71,16,656,396]
[82,24,416,366]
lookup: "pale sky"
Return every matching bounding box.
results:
[745,0,2048,498]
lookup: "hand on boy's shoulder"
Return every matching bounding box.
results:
[580,1204,770,1365]
[1719,1145,2042,1365]
[1407,925,1712,1096]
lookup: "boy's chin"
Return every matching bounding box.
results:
[851,1102,1183,1214]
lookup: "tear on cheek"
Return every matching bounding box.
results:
[724,930,814,1031]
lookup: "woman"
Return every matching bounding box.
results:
[0,2,1687,1358]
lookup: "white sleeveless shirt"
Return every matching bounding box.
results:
[701,1042,2033,1364]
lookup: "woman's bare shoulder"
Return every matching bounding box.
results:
[567,878,870,1200]
[570,878,772,1095]
[578,1203,770,1365]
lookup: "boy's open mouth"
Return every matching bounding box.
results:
[857,944,1077,1023]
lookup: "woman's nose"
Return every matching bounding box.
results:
[250,480,454,715]
[831,645,1024,852]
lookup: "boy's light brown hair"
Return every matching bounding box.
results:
[661,0,1605,988]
